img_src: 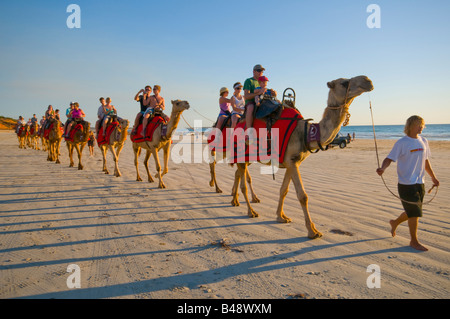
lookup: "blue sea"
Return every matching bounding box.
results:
[338,124,450,141]
[176,124,450,141]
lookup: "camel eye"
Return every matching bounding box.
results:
[341,81,349,89]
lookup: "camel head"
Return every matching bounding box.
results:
[327,75,373,107]
[170,100,190,114]
[119,118,129,129]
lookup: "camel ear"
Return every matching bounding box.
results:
[327,81,335,89]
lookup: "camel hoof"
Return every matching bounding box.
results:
[277,216,292,223]
[216,188,223,194]
[137,177,142,182]
[78,165,83,170]
[231,199,239,207]
[308,232,323,239]
[209,181,214,187]
[56,160,60,164]
[251,196,261,203]
[248,210,259,218]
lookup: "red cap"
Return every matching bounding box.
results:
[258,76,269,82]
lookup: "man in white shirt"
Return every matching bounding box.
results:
[376,115,439,251]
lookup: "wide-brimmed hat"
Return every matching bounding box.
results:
[220,87,229,95]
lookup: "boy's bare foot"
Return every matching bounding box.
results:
[410,241,428,251]
[389,220,397,237]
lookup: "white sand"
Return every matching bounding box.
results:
[0,130,449,299]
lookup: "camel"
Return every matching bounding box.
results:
[211,76,373,239]
[47,119,63,163]
[17,124,28,149]
[65,120,90,170]
[132,100,190,188]
[99,117,129,177]
[28,122,40,150]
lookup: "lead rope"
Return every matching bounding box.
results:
[369,97,438,205]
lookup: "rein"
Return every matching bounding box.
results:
[369,99,438,205]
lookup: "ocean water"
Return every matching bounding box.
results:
[175,124,450,141]
[339,124,450,141]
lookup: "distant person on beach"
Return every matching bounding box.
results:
[231,82,245,128]
[216,87,232,130]
[88,131,95,156]
[376,115,440,251]
[131,86,152,135]
[352,132,355,141]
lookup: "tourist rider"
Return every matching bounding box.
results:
[132,86,152,135]
[231,82,245,128]
[66,102,86,137]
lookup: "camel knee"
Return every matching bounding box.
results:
[299,193,308,206]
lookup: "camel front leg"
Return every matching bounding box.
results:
[209,151,222,193]
[67,144,74,167]
[134,146,143,181]
[162,142,170,176]
[275,168,293,223]
[79,143,87,170]
[237,164,258,218]
[74,144,83,170]
[231,168,240,206]
[109,145,121,177]
[55,139,61,164]
[290,165,322,239]
[101,146,109,174]
[152,149,165,188]
[143,150,154,183]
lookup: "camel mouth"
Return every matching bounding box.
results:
[360,81,374,92]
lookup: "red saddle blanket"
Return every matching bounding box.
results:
[43,124,63,140]
[130,116,164,143]
[97,121,120,146]
[64,123,83,142]
[17,127,27,136]
[207,108,303,164]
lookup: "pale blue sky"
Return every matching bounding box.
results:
[1,0,449,127]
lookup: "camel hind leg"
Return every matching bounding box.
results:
[237,163,258,218]
[290,165,322,239]
[101,146,109,174]
[209,151,222,193]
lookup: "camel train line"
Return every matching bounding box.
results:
[14,76,373,240]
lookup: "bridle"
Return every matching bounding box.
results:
[326,80,352,127]
[304,80,352,153]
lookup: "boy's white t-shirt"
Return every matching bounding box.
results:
[387,135,430,185]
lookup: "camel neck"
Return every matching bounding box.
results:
[318,104,350,146]
[165,111,182,139]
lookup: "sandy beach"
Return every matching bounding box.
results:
[0,130,449,300]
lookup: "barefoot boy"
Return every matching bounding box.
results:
[376,115,439,251]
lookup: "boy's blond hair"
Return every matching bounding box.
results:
[404,115,425,135]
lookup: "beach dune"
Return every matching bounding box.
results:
[0,131,449,299]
